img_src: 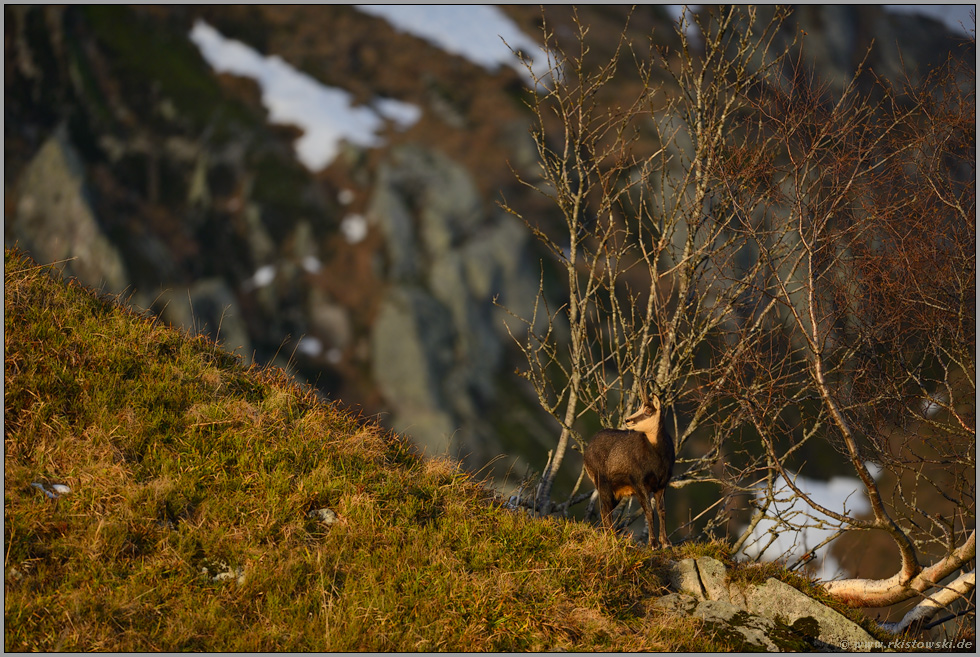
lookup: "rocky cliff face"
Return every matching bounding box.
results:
[367,144,542,459]
[4,5,969,488]
[3,4,559,481]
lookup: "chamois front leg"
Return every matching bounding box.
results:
[653,488,670,547]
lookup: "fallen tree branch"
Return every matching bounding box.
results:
[880,569,975,634]
[823,531,975,608]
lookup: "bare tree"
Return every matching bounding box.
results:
[502,6,793,516]
[505,4,975,633]
[726,37,976,627]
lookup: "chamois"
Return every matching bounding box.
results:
[583,388,675,547]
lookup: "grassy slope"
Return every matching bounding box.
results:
[5,248,729,652]
[5,248,896,651]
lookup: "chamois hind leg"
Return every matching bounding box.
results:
[653,488,670,547]
[597,485,619,533]
[636,487,658,547]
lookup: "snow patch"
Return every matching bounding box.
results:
[920,391,946,418]
[355,5,548,85]
[741,470,874,582]
[296,336,323,358]
[189,20,421,171]
[665,5,703,46]
[884,4,975,36]
[249,264,277,288]
[340,214,368,244]
[373,96,423,128]
[301,256,322,274]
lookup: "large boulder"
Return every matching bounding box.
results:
[744,577,877,652]
[658,557,879,651]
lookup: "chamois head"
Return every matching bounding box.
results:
[624,386,662,434]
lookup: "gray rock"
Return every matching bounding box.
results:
[157,279,252,357]
[428,251,470,325]
[13,124,129,294]
[289,220,318,263]
[665,557,730,602]
[368,144,482,280]
[696,557,731,603]
[419,173,481,257]
[308,289,352,351]
[727,581,750,609]
[745,577,876,651]
[693,599,779,651]
[378,145,483,256]
[202,560,245,585]
[187,150,211,208]
[387,406,457,456]
[667,558,707,600]
[465,212,540,337]
[371,286,454,407]
[369,163,419,280]
[242,202,276,263]
[371,286,459,453]
[429,251,504,402]
[659,559,880,651]
[307,507,339,525]
[654,592,700,614]
[499,119,541,179]
[365,145,548,464]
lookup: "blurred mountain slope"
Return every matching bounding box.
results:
[4,4,970,487]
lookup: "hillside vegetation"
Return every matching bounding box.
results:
[3,247,751,651]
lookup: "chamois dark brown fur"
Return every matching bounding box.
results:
[583,389,675,547]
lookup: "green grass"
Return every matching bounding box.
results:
[4,248,731,651]
[4,247,891,651]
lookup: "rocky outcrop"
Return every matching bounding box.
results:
[368,145,542,460]
[371,285,457,451]
[11,125,128,294]
[658,557,879,651]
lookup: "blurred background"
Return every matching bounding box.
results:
[5,3,973,581]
